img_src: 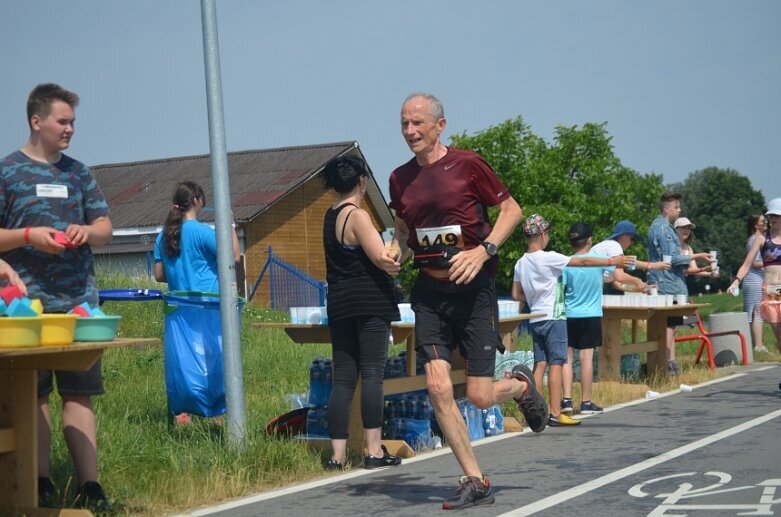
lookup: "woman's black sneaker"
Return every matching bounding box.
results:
[74,481,111,514]
[38,477,58,508]
[363,444,402,469]
[325,459,344,471]
[442,475,494,510]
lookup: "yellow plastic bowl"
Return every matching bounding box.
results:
[0,317,42,348]
[40,314,77,346]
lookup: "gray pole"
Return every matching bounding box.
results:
[200,0,247,447]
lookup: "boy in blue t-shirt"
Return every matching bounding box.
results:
[562,222,613,415]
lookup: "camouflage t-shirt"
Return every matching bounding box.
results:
[0,150,109,312]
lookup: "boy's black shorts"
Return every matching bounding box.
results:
[566,317,603,350]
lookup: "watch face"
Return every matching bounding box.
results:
[483,242,497,256]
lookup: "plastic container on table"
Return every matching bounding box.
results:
[40,314,77,346]
[74,315,122,342]
[0,317,42,348]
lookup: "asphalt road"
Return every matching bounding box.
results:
[177,363,781,517]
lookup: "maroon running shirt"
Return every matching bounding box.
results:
[389,147,511,275]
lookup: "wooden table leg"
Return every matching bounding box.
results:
[646,313,668,375]
[0,369,38,510]
[600,317,623,381]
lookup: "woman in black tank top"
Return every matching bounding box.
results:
[319,155,402,470]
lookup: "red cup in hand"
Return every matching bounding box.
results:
[52,231,78,249]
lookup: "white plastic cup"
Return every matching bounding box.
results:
[680,384,693,393]
[626,255,637,271]
[730,286,740,297]
[675,295,688,305]
[709,250,717,260]
[645,390,660,399]
[663,255,672,264]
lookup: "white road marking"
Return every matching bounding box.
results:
[497,408,781,516]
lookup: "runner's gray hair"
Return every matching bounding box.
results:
[404,92,444,120]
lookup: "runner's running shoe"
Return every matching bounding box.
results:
[511,364,549,432]
[442,475,494,510]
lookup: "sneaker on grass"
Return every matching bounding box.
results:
[442,475,494,510]
[38,477,58,508]
[548,413,581,426]
[561,398,573,414]
[511,364,549,433]
[580,401,604,414]
[74,481,111,514]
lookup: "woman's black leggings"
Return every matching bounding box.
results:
[327,316,390,439]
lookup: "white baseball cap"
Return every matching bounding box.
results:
[674,217,696,229]
[766,198,781,216]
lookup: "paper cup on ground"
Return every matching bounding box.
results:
[645,390,660,399]
[680,384,693,393]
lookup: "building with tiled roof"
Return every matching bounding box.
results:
[91,141,393,305]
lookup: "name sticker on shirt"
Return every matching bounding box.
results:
[416,224,463,248]
[36,184,68,199]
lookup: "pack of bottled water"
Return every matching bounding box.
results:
[308,356,333,408]
[456,398,504,440]
[493,350,534,380]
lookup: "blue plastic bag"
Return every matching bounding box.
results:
[163,291,244,418]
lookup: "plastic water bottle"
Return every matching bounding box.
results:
[482,408,497,437]
[323,360,333,405]
[308,360,322,407]
[307,407,321,436]
[420,398,433,421]
[468,403,484,440]
[319,405,329,436]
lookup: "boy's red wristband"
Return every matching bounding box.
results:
[23,227,31,244]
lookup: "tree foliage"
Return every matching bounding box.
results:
[449,117,665,294]
[669,167,766,291]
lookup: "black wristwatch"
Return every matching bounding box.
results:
[482,241,498,256]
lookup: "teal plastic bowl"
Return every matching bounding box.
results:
[73,315,121,342]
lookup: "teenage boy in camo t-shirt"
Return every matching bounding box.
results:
[0,83,113,511]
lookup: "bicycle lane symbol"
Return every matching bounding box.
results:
[628,471,781,516]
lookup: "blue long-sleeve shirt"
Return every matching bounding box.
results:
[647,215,689,295]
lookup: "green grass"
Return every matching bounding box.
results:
[44,277,780,515]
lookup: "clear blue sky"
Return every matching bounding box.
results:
[1,1,778,203]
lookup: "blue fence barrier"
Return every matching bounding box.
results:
[249,246,326,310]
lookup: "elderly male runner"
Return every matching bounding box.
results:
[388,92,548,510]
